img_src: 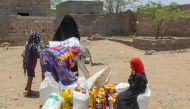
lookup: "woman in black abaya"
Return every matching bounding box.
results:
[53,14,80,77]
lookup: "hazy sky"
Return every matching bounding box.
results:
[142,0,190,5]
[61,0,190,5]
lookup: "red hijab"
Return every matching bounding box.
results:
[130,58,145,74]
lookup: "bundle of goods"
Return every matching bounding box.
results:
[40,37,80,86]
[104,85,118,108]
[91,87,106,109]
[90,85,118,109]
[40,66,114,109]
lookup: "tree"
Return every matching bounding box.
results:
[138,2,187,39]
[51,0,63,9]
[50,0,63,16]
[104,0,139,13]
[164,3,183,37]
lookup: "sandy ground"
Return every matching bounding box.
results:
[0,38,190,109]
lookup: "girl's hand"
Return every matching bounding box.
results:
[131,70,135,74]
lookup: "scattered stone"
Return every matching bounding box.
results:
[13,98,19,100]
[1,42,11,46]
[123,60,130,62]
[4,46,9,50]
[10,88,15,91]
[0,42,10,50]
[144,50,156,55]
[88,34,105,41]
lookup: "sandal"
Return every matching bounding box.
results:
[25,87,36,93]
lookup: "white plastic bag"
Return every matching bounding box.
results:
[72,90,90,109]
[42,93,63,109]
[39,72,60,105]
[49,37,80,48]
[59,66,110,92]
[137,86,151,109]
[80,67,111,89]
[115,82,130,94]
[59,77,86,92]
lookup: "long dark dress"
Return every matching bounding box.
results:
[115,73,148,109]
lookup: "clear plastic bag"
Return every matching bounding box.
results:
[80,67,111,90]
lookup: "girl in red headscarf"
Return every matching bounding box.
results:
[114,58,148,109]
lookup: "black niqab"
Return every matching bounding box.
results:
[53,15,80,41]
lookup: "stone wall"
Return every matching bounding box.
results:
[136,14,190,37]
[6,15,56,45]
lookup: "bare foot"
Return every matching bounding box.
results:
[25,87,35,92]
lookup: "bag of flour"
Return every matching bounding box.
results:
[39,72,60,105]
[42,93,63,109]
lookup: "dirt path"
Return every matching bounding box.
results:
[0,39,190,109]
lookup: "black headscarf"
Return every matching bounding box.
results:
[53,14,80,41]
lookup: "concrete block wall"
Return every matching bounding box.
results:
[133,37,190,51]
[10,0,50,16]
[0,0,51,43]
[90,13,131,36]
[7,15,56,45]
[55,13,131,36]
[0,1,11,42]
[56,1,103,26]
[136,14,190,37]
[72,14,101,36]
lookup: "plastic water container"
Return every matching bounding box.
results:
[137,86,151,109]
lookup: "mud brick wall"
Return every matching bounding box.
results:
[7,15,56,45]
